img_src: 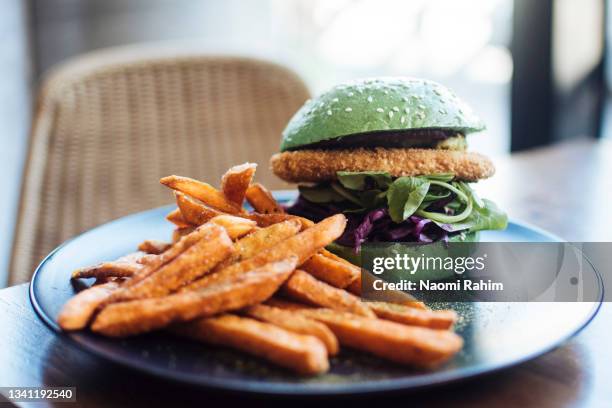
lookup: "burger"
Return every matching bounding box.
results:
[270,77,507,258]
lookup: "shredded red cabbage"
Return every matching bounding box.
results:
[287,196,454,251]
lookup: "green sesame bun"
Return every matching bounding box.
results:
[280,77,485,152]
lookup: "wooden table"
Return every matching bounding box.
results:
[1,139,611,407]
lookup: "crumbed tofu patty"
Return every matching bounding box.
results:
[270,147,495,183]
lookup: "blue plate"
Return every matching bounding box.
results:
[30,192,602,395]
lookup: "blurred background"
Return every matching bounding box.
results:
[0,0,609,286]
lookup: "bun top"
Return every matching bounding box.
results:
[280,77,485,151]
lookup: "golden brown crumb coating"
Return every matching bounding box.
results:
[270,148,495,183]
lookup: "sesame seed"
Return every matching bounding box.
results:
[345,107,352,112]
[384,90,389,95]
[376,108,384,113]
[327,109,333,115]
[392,106,399,112]
[402,97,409,102]
[348,92,354,97]
[404,107,410,114]
[418,104,426,110]
[332,98,339,103]
[388,111,394,119]
[367,96,373,103]
[400,116,406,124]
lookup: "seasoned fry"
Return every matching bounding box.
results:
[247,213,313,230]
[282,270,375,318]
[181,214,346,292]
[160,175,243,214]
[58,281,121,330]
[72,261,142,279]
[368,301,456,330]
[265,297,311,311]
[138,240,171,255]
[301,253,359,289]
[123,224,218,288]
[172,227,195,242]
[209,215,257,240]
[174,314,329,375]
[245,183,285,214]
[112,224,234,301]
[91,257,298,337]
[175,192,223,225]
[216,219,302,269]
[71,252,145,279]
[297,308,464,367]
[244,304,338,356]
[166,208,193,228]
[346,273,362,295]
[221,163,257,206]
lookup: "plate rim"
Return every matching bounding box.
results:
[29,200,603,396]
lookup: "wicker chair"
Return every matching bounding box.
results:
[9,46,310,284]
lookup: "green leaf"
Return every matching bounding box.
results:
[424,173,455,182]
[466,198,508,232]
[360,189,388,209]
[330,182,363,206]
[298,185,345,203]
[457,181,484,208]
[387,177,431,222]
[336,171,392,191]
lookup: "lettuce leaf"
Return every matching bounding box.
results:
[336,171,392,190]
[387,177,430,222]
[466,198,508,232]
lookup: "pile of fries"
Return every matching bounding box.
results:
[58,163,463,375]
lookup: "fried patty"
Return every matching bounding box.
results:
[270,148,495,183]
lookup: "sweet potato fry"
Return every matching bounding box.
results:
[166,208,193,228]
[301,253,359,289]
[182,214,346,292]
[221,163,257,207]
[160,175,244,214]
[282,270,375,318]
[298,308,464,367]
[216,219,302,269]
[174,314,329,375]
[91,257,298,337]
[138,240,171,255]
[244,304,338,356]
[346,273,362,295]
[245,183,284,214]
[209,215,257,240]
[265,297,312,311]
[71,252,145,279]
[58,281,121,330]
[113,223,233,301]
[112,224,234,301]
[72,261,142,279]
[175,192,223,225]
[172,227,195,242]
[247,213,313,230]
[123,224,219,288]
[367,302,456,330]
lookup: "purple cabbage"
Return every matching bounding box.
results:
[287,195,455,252]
